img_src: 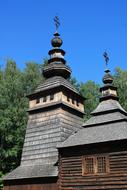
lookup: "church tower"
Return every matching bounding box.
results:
[4,19,85,190]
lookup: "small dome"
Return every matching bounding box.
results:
[102,69,113,84]
[51,32,63,48]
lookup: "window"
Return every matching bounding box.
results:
[36,98,40,104]
[103,90,110,96]
[97,156,107,173]
[50,94,54,101]
[72,99,75,104]
[82,155,109,175]
[67,96,70,102]
[43,96,47,102]
[84,157,94,174]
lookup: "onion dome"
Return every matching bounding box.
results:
[48,32,65,64]
[51,32,63,48]
[100,69,119,102]
[42,31,71,79]
[103,69,113,84]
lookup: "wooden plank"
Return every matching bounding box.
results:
[59,150,127,190]
[4,183,58,190]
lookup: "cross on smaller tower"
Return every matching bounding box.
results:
[103,51,109,67]
[54,16,60,32]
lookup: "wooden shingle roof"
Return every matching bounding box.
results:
[58,99,127,148]
[4,164,58,180]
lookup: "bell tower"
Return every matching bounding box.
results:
[21,26,85,168]
[4,18,85,189]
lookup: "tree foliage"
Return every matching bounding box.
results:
[80,81,100,120]
[113,67,127,111]
[70,77,100,120]
[69,76,80,92]
[0,60,42,189]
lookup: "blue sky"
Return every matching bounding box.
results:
[0,0,127,84]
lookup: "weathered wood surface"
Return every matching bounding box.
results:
[59,144,127,190]
[4,183,57,190]
[4,178,58,190]
[21,107,83,166]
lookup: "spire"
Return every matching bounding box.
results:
[100,52,119,102]
[43,16,71,79]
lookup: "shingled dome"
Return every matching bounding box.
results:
[51,32,63,47]
[103,69,113,84]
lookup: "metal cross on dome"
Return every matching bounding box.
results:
[103,51,109,66]
[54,16,60,31]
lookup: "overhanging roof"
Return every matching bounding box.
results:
[58,99,127,148]
[27,76,84,100]
[58,121,127,148]
[4,164,58,180]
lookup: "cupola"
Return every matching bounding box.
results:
[100,52,119,102]
[43,17,71,79]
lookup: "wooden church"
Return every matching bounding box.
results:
[3,20,127,190]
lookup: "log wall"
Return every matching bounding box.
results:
[4,178,58,190]
[4,183,57,190]
[59,142,127,190]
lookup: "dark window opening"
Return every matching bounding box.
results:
[36,98,40,104]
[72,99,75,104]
[43,96,47,102]
[67,96,70,102]
[50,94,54,101]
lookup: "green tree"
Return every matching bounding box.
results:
[22,62,43,95]
[70,77,100,119]
[0,60,42,189]
[80,80,100,120]
[0,172,3,190]
[113,67,127,111]
[69,76,80,92]
[0,60,26,173]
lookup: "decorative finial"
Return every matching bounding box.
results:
[54,16,60,32]
[102,51,113,84]
[103,51,109,67]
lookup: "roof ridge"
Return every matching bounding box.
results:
[83,118,127,128]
